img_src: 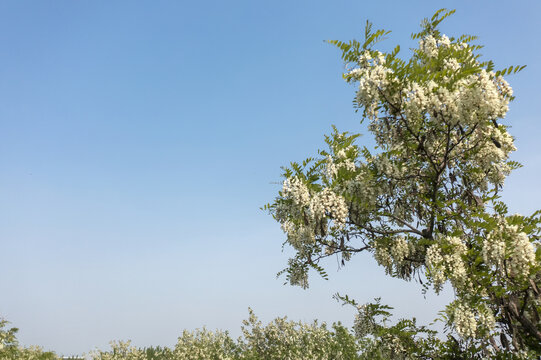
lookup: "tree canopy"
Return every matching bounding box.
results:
[266,8,541,358]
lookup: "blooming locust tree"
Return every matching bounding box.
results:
[265,9,541,357]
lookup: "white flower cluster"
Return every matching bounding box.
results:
[325,156,338,180]
[373,237,413,276]
[477,304,496,333]
[390,237,409,263]
[473,127,516,187]
[280,222,315,250]
[374,243,393,272]
[448,301,496,340]
[282,176,310,207]
[443,58,461,72]
[310,188,349,229]
[482,234,505,270]
[325,154,356,180]
[425,244,445,291]
[349,51,394,120]
[276,175,350,254]
[418,35,452,58]
[281,177,349,229]
[402,81,428,121]
[510,232,536,277]
[418,35,438,58]
[452,302,477,338]
[482,219,536,279]
[425,237,468,293]
[418,34,454,58]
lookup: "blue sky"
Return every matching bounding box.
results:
[1,0,540,356]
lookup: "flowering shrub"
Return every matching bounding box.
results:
[86,309,360,360]
[0,309,358,359]
[1,306,534,359]
[265,8,541,357]
[238,308,359,359]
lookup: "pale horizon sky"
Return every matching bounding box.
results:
[1,0,540,356]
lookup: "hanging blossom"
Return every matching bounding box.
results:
[477,304,496,334]
[280,222,315,250]
[282,176,310,207]
[309,188,349,229]
[452,302,477,338]
[373,237,413,276]
[276,174,350,252]
[325,153,356,180]
[348,50,394,120]
[447,300,496,339]
[374,243,393,273]
[482,218,536,279]
[425,244,446,292]
[390,237,410,263]
[425,236,469,293]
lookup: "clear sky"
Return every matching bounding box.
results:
[1,0,540,356]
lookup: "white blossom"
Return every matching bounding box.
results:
[452,302,477,338]
[390,237,409,263]
[309,188,349,229]
[282,177,310,207]
[483,219,536,278]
